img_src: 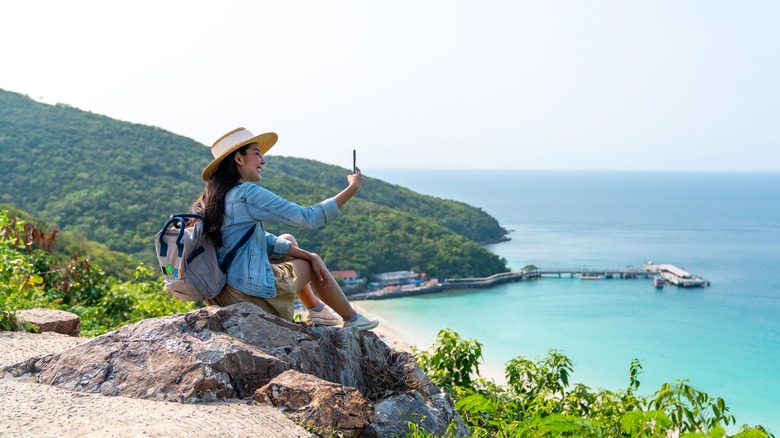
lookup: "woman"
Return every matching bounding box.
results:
[191,127,378,330]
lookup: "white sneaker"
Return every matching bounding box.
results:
[305,306,343,327]
[343,313,379,331]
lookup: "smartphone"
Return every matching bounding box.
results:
[353,149,357,173]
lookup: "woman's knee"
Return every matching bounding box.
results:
[278,233,299,247]
[290,258,313,283]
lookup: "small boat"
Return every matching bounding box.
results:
[653,275,664,288]
[580,274,604,280]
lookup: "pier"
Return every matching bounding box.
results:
[536,266,651,279]
[350,263,709,301]
[643,263,710,287]
[532,263,709,286]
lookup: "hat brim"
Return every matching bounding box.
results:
[201,132,278,181]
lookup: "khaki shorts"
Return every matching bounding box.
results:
[205,262,300,321]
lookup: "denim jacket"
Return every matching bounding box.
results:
[217,182,339,297]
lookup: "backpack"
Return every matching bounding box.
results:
[154,213,255,301]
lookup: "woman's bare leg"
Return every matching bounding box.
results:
[290,258,357,320]
[296,281,320,309]
[277,233,369,324]
[276,234,324,309]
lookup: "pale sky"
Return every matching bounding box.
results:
[2,1,778,171]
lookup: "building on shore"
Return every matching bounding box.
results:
[331,269,365,294]
[374,270,426,288]
[332,270,360,285]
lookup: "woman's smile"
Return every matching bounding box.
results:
[237,143,266,182]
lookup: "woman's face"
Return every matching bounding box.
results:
[235,143,265,182]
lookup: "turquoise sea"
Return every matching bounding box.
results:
[359,170,780,432]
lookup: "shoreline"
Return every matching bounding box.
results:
[291,304,419,353]
[349,271,532,301]
[352,303,418,353]
[353,302,507,384]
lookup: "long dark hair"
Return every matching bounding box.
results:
[191,145,250,248]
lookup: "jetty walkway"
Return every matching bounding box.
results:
[350,263,709,301]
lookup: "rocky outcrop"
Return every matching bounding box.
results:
[15,308,81,336]
[4,302,467,437]
[255,369,374,436]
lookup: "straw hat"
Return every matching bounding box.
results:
[202,127,278,181]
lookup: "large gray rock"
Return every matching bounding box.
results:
[4,302,467,436]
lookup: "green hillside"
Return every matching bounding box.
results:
[0,88,508,279]
[264,157,508,244]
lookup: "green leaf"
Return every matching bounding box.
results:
[621,411,645,434]
[455,393,487,412]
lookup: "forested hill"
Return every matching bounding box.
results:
[0,88,508,279]
[264,157,507,245]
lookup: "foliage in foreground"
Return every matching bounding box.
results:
[413,329,774,438]
[0,209,195,336]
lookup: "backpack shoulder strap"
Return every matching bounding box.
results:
[219,224,257,274]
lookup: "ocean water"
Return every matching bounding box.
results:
[359,169,780,432]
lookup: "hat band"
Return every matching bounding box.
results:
[211,129,256,159]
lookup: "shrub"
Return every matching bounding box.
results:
[413,329,774,438]
[1,209,196,336]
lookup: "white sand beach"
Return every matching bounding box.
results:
[353,304,417,353]
[353,304,507,384]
